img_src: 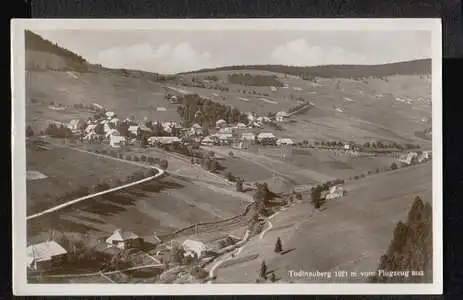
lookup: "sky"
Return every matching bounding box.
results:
[33,30,431,74]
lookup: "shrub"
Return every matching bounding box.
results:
[227,172,236,182]
[391,162,398,170]
[147,156,154,163]
[159,159,168,170]
[133,156,140,162]
[141,155,147,162]
[125,155,132,161]
[274,237,283,253]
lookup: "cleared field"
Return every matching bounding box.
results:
[26,70,181,132]
[27,172,251,245]
[212,162,432,283]
[26,145,147,215]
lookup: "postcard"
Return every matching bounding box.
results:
[11,18,442,295]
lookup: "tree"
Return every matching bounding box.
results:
[370,196,433,283]
[227,172,235,182]
[159,159,168,170]
[236,177,244,192]
[259,260,267,279]
[26,126,34,137]
[391,162,398,170]
[310,185,324,209]
[270,273,276,282]
[274,237,283,253]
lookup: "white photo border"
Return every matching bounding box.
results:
[11,18,443,296]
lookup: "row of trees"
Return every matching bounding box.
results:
[176,94,248,128]
[91,148,168,169]
[287,101,311,115]
[45,123,73,138]
[228,73,284,87]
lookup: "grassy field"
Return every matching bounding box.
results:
[26,144,147,215]
[212,162,432,283]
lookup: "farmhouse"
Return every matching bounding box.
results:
[398,152,419,166]
[277,138,294,145]
[257,132,277,144]
[325,185,344,201]
[27,240,68,271]
[106,229,143,250]
[182,239,207,258]
[110,135,126,148]
[148,136,181,146]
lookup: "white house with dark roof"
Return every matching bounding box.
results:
[257,132,277,143]
[110,135,126,148]
[277,138,294,145]
[27,240,68,271]
[106,229,143,250]
[182,239,207,258]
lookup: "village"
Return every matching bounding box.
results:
[22,28,435,285]
[26,89,432,283]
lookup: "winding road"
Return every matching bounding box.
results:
[26,145,166,221]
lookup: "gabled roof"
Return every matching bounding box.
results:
[106,229,139,242]
[27,240,67,262]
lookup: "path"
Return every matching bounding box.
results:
[26,146,165,221]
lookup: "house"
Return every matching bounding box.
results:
[277,138,294,146]
[218,127,234,134]
[128,125,140,136]
[276,111,289,122]
[67,119,85,132]
[106,229,143,250]
[216,133,233,145]
[182,239,207,258]
[201,135,217,146]
[256,116,271,124]
[257,132,277,145]
[110,135,126,148]
[27,240,67,271]
[241,132,256,142]
[216,119,228,129]
[398,152,419,165]
[148,136,181,146]
[325,186,344,201]
[190,123,203,135]
[105,111,116,119]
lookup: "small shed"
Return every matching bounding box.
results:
[106,229,143,250]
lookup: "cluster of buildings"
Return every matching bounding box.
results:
[59,104,295,151]
[27,228,213,272]
[397,151,432,166]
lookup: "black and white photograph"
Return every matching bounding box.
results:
[11,19,442,295]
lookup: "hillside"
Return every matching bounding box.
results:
[180,59,431,79]
[25,31,432,148]
[25,30,89,72]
